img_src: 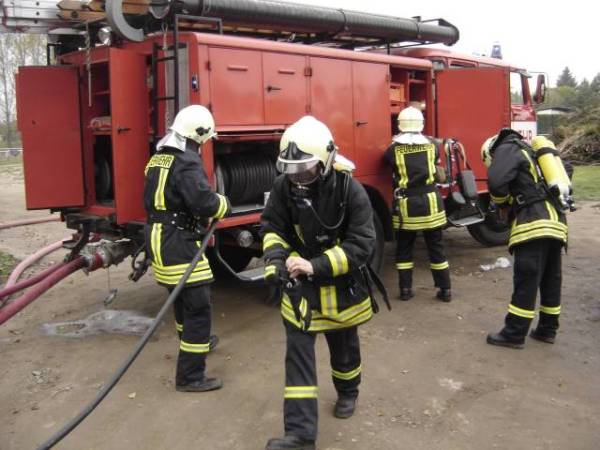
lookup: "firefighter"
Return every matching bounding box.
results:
[261,116,377,450]
[481,129,571,348]
[383,106,451,302]
[144,104,231,391]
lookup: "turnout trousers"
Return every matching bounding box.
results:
[502,238,562,339]
[283,322,362,440]
[169,284,212,384]
[395,228,450,290]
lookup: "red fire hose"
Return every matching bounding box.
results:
[5,239,68,287]
[0,257,85,326]
[0,216,60,230]
[0,263,66,302]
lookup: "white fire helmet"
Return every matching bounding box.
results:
[397,106,424,133]
[481,135,497,168]
[157,104,217,151]
[277,116,337,184]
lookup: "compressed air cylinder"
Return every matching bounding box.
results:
[531,136,572,207]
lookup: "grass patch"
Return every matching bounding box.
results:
[0,250,18,284]
[573,164,600,201]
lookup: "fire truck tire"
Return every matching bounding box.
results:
[467,213,510,247]
[369,213,385,273]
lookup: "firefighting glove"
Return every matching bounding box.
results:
[284,277,312,331]
[264,259,287,286]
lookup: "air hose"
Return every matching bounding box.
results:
[36,220,219,450]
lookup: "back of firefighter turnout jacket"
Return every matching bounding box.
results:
[384,136,450,291]
[144,145,229,383]
[487,130,569,340]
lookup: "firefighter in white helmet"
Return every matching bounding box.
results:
[383,106,451,302]
[144,104,230,391]
[481,129,573,348]
[261,116,384,450]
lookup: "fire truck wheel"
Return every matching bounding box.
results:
[467,213,510,247]
[369,213,385,273]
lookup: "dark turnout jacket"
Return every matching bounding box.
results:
[383,136,446,231]
[260,170,376,332]
[143,146,229,286]
[487,130,569,252]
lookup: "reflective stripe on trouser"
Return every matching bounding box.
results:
[282,323,363,440]
[327,326,361,397]
[423,229,450,289]
[396,229,450,289]
[503,239,562,339]
[284,322,318,440]
[395,230,416,288]
[169,284,212,384]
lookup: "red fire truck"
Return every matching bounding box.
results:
[8,0,546,277]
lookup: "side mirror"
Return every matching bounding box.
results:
[533,74,546,104]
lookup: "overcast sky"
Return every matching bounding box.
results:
[280,0,599,86]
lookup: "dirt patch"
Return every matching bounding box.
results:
[1,165,599,450]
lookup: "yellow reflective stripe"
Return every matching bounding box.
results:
[545,201,558,222]
[263,232,291,251]
[281,296,372,332]
[153,259,211,274]
[332,364,362,381]
[264,265,276,278]
[426,146,435,184]
[324,246,349,276]
[151,223,163,267]
[396,262,414,270]
[508,304,536,319]
[180,340,210,353]
[213,194,228,219]
[491,193,510,204]
[400,210,447,230]
[428,192,437,215]
[284,386,318,399]
[154,168,169,210]
[511,219,567,236]
[430,261,449,270]
[520,149,539,182]
[395,151,408,188]
[509,230,567,248]
[320,285,337,317]
[400,197,408,220]
[175,322,183,332]
[540,305,561,315]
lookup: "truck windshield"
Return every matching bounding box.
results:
[510,72,524,105]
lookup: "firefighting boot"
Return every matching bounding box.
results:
[529,328,556,344]
[334,395,357,419]
[486,332,525,349]
[175,377,223,392]
[436,288,452,302]
[265,435,316,450]
[399,288,414,301]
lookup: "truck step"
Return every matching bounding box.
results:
[234,266,266,282]
[447,215,484,227]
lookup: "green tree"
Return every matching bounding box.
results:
[0,34,46,147]
[556,66,577,88]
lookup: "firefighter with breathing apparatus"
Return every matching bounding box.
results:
[481,129,573,348]
[260,116,386,450]
[384,106,451,302]
[144,104,231,391]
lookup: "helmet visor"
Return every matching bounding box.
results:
[276,141,320,174]
[287,167,320,186]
